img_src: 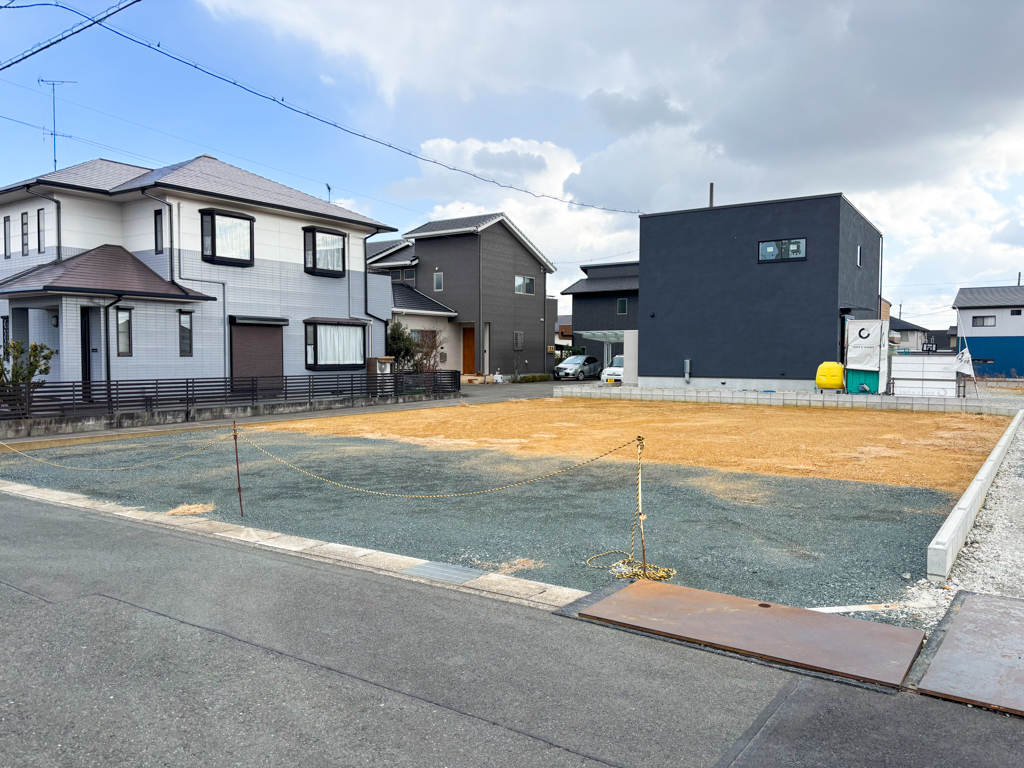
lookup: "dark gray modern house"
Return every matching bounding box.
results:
[372,214,557,376]
[638,193,883,389]
[561,261,639,365]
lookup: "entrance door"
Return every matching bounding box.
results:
[231,324,284,381]
[462,326,475,374]
[80,307,91,382]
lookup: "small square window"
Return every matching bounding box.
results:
[617,298,628,315]
[404,269,415,280]
[515,275,535,295]
[434,272,443,291]
[303,227,345,276]
[391,270,401,282]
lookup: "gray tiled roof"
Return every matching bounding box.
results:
[392,283,456,315]
[1,156,394,232]
[953,286,1024,308]
[561,275,639,295]
[366,239,412,260]
[888,317,929,332]
[557,314,571,325]
[0,244,213,301]
[404,213,504,237]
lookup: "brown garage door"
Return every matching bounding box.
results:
[231,325,284,379]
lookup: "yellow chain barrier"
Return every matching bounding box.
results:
[238,432,640,498]
[0,432,236,472]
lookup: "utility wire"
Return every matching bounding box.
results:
[0,0,143,72]
[3,1,642,215]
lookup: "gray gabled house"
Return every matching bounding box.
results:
[561,260,639,366]
[368,213,557,377]
[0,155,397,383]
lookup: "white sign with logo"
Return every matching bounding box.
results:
[846,319,886,371]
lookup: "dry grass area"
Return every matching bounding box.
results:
[166,502,216,516]
[262,399,1011,494]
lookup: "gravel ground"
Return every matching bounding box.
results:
[0,428,954,616]
[974,382,1024,408]
[847,409,1024,635]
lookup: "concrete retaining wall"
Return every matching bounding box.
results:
[927,410,1024,582]
[554,385,1021,416]
[0,392,460,440]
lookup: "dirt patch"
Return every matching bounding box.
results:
[683,475,771,505]
[166,502,216,516]
[261,399,1009,494]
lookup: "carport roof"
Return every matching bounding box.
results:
[0,244,215,301]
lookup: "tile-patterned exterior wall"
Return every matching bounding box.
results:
[0,189,387,381]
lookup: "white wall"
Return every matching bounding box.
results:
[393,312,460,371]
[0,196,58,276]
[960,307,1024,338]
[60,195,123,251]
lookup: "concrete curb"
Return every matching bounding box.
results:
[0,480,589,611]
[926,409,1024,582]
[553,385,1022,416]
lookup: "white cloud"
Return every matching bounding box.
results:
[319,74,334,86]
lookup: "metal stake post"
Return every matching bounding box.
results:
[232,421,244,518]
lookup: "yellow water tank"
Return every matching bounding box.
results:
[816,362,844,389]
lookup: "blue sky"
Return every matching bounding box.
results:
[2,1,1024,323]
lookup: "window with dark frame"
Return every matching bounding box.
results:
[391,270,401,281]
[3,216,9,259]
[116,309,132,356]
[304,321,365,370]
[404,268,415,282]
[302,226,346,277]
[514,275,535,295]
[972,316,996,327]
[1012,309,1022,316]
[178,311,193,357]
[433,272,443,291]
[617,298,628,315]
[36,208,44,253]
[154,209,164,254]
[200,208,254,266]
[758,238,806,262]
[21,212,28,256]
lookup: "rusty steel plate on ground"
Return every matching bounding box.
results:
[579,581,924,687]
[917,593,1024,715]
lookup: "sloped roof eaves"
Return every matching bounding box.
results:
[392,283,457,315]
[888,317,929,332]
[404,213,503,237]
[0,244,213,301]
[953,286,1024,308]
[366,239,412,260]
[0,158,152,197]
[561,276,640,295]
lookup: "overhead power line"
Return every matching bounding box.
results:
[0,0,143,72]
[3,1,641,215]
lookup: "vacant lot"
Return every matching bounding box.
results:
[264,398,1009,494]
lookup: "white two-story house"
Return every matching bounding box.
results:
[0,155,396,384]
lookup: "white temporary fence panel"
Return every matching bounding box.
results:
[890,354,958,397]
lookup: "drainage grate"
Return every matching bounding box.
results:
[401,561,487,585]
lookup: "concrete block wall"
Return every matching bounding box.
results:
[553,385,1022,416]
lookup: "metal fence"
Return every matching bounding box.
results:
[0,370,461,421]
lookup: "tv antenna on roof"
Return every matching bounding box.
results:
[38,79,76,171]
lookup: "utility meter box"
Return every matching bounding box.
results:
[367,357,394,375]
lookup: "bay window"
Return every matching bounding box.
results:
[303,226,346,277]
[200,208,254,266]
[304,319,365,370]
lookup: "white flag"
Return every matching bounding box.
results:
[954,347,975,377]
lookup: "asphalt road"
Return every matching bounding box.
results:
[2,493,1022,767]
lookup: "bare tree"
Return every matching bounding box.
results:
[413,330,450,374]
